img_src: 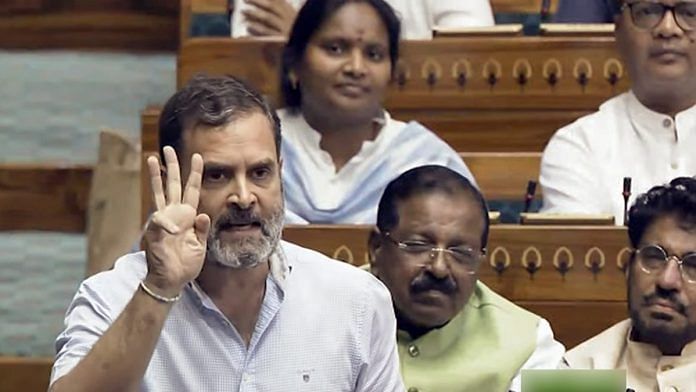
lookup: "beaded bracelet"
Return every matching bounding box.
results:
[139,281,181,303]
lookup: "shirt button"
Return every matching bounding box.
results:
[407,344,420,357]
[408,388,419,392]
[667,387,679,392]
[663,118,673,128]
[671,162,679,170]
[661,364,675,371]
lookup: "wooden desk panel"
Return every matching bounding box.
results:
[522,301,626,349]
[0,164,92,232]
[141,106,575,152]
[178,37,629,109]
[0,356,52,392]
[282,224,631,301]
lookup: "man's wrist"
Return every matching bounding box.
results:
[140,279,182,303]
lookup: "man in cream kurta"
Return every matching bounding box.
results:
[231,0,494,39]
[565,177,696,392]
[541,0,696,223]
[566,320,696,392]
[368,166,565,392]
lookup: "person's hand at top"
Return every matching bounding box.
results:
[243,0,297,37]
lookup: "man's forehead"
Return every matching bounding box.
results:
[183,113,276,149]
[394,192,484,231]
[641,215,696,253]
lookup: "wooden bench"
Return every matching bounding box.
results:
[284,224,632,349]
[0,0,178,50]
[169,36,628,151]
[0,356,52,392]
[139,148,542,217]
[0,164,91,232]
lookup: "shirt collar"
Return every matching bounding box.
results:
[627,90,696,141]
[186,242,291,311]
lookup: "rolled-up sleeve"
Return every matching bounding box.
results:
[50,283,116,386]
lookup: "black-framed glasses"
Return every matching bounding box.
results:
[622,1,696,31]
[383,232,486,274]
[635,244,696,284]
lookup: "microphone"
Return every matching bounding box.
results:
[523,180,538,213]
[622,177,632,226]
[540,0,552,22]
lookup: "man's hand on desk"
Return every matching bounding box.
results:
[242,0,297,37]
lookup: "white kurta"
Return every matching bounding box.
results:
[540,91,696,224]
[231,0,494,39]
[565,319,696,392]
[279,109,476,224]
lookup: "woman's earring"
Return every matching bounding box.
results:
[289,73,299,90]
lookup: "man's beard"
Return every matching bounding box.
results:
[206,203,284,269]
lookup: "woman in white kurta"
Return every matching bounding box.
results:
[278,0,475,224]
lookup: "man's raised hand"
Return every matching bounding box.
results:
[143,146,211,298]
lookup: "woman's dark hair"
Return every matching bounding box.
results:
[280,0,401,110]
[628,177,696,249]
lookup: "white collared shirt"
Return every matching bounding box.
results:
[540,91,696,223]
[231,0,494,39]
[50,242,404,391]
[279,109,476,224]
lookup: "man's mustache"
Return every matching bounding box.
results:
[643,292,686,314]
[215,207,270,236]
[410,272,457,295]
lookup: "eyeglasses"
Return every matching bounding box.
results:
[383,232,485,274]
[635,244,696,284]
[622,2,696,32]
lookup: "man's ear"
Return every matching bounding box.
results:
[368,227,383,274]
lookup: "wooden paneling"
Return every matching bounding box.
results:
[522,301,626,349]
[282,225,631,301]
[175,37,626,149]
[460,152,541,199]
[178,37,629,108]
[282,224,631,347]
[141,104,580,153]
[0,356,52,392]
[0,0,44,14]
[0,1,178,50]
[0,164,92,232]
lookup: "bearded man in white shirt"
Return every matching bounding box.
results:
[540,0,696,223]
[230,0,494,39]
[565,177,696,392]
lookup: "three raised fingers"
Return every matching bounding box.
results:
[148,147,203,211]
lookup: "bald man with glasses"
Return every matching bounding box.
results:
[541,0,696,224]
[565,177,696,392]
